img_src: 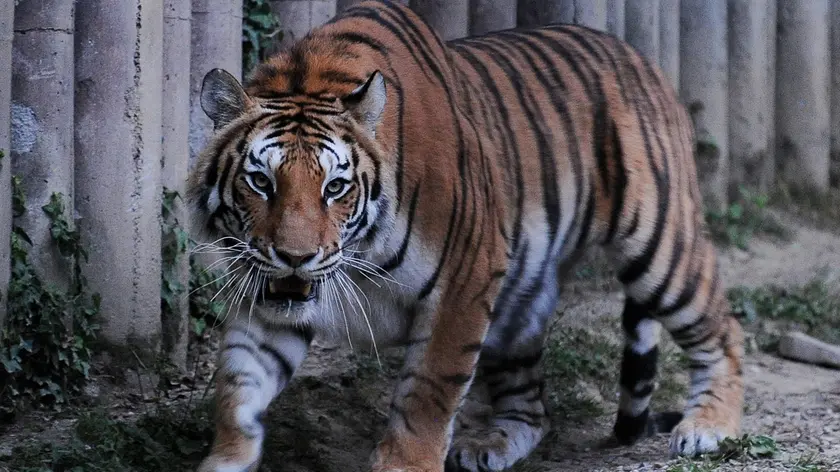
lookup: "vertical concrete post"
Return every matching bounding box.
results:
[0,0,12,324]
[680,0,728,209]
[470,0,516,35]
[161,0,192,371]
[831,1,840,188]
[410,0,469,40]
[267,1,335,51]
[728,0,776,192]
[338,0,408,12]
[517,1,571,28]
[74,0,164,362]
[658,0,679,91]
[573,0,607,31]
[607,0,625,39]
[775,0,831,192]
[190,0,243,162]
[10,0,76,290]
[625,0,659,62]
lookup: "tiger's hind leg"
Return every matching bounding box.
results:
[445,272,558,472]
[612,230,744,457]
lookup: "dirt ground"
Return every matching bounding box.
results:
[1,210,839,471]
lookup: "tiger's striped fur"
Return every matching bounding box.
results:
[187,1,745,471]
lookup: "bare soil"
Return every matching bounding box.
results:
[2,213,839,472]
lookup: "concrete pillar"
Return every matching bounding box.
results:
[189,0,243,162]
[0,0,12,325]
[680,0,728,209]
[338,0,408,12]
[268,0,335,51]
[74,0,164,362]
[775,0,831,192]
[574,0,608,31]
[410,0,469,40]
[831,1,840,188]
[517,0,570,28]
[10,0,76,291]
[607,0,625,39]
[625,0,659,62]
[658,0,679,91]
[470,0,517,35]
[728,0,776,193]
[161,0,191,371]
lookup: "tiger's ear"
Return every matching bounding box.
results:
[201,68,251,130]
[343,71,386,135]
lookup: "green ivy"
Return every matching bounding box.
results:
[160,188,190,330]
[1,180,100,419]
[242,0,282,75]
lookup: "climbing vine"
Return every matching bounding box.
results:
[0,179,100,419]
[242,0,282,74]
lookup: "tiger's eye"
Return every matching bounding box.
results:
[250,173,272,192]
[324,179,347,198]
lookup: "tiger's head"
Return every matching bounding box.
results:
[186,66,391,314]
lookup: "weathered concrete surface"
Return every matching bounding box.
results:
[680,0,728,210]
[775,0,831,192]
[189,0,243,162]
[658,0,679,91]
[831,1,840,188]
[11,0,76,291]
[728,0,776,193]
[0,0,13,325]
[267,0,335,51]
[161,0,191,371]
[778,332,840,369]
[606,0,625,39]
[74,0,163,363]
[411,0,468,40]
[470,0,516,35]
[517,0,605,29]
[625,0,659,62]
[337,0,407,12]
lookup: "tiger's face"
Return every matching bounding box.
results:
[187,68,388,312]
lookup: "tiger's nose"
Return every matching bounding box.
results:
[275,249,318,268]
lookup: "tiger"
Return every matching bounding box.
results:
[186,1,745,471]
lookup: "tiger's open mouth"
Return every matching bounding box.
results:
[262,275,318,303]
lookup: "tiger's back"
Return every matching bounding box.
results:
[191,2,745,471]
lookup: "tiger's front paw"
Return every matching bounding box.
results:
[669,414,739,457]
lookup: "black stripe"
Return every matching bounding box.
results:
[259,343,294,379]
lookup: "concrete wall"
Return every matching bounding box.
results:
[190,0,243,162]
[658,0,679,91]
[831,1,840,188]
[728,0,776,192]
[411,0,469,40]
[775,0,831,192]
[268,0,335,52]
[0,0,12,325]
[625,0,659,62]
[680,0,728,209]
[469,0,516,35]
[161,0,192,371]
[10,0,76,291]
[74,0,164,363]
[606,0,625,39]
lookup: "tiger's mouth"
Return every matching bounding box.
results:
[262,275,318,303]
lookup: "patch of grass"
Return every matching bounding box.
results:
[0,403,214,472]
[705,187,789,250]
[728,279,840,348]
[543,326,620,420]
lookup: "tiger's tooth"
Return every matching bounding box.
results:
[301,283,312,297]
[268,279,279,294]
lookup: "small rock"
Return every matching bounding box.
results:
[777,331,840,369]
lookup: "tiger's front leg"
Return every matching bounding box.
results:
[371,296,494,472]
[198,318,311,472]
